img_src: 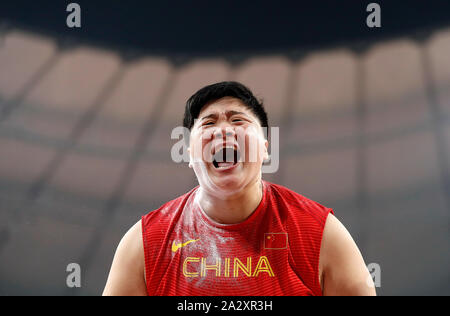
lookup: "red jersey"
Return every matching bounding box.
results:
[141,181,333,296]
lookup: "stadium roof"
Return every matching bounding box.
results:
[2,0,450,57]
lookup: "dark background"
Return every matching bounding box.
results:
[2,1,450,55]
[0,0,449,296]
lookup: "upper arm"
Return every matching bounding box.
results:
[319,214,376,296]
[102,220,147,296]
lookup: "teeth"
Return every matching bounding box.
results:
[213,146,235,155]
[217,162,234,168]
[215,161,235,170]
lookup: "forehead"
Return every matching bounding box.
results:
[198,97,257,119]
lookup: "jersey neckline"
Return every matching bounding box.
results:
[194,180,268,231]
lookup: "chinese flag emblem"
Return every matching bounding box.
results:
[264,232,288,250]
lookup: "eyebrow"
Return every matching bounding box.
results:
[200,110,250,121]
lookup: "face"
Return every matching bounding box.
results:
[189,97,269,197]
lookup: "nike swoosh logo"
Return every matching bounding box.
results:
[172,239,200,253]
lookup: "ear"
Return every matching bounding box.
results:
[263,140,269,161]
[187,147,193,168]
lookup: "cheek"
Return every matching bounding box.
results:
[237,128,265,163]
[190,131,213,162]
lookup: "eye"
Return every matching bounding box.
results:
[202,121,214,126]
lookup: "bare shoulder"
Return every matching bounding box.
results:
[119,220,144,255]
[319,214,376,296]
[112,220,144,267]
[321,213,352,248]
[102,220,147,296]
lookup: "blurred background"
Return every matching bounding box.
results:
[0,0,449,295]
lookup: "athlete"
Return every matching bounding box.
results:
[103,81,376,296]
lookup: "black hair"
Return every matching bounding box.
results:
[183,81,269,133]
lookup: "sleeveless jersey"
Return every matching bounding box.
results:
[141,181,333,296]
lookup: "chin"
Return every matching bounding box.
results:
[219,177,243,189]
[210,173,243,190]
[194,160,260,195]
[207,170,249,195]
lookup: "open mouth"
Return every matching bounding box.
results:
[212,147,241,169]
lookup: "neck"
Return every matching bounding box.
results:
[197,178,264,225]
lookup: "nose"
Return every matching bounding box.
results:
[213,124,235,139]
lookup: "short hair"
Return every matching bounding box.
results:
[183,81,269,133]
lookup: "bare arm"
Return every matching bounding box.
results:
[102,220,147,296]
[319,214,376,296]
